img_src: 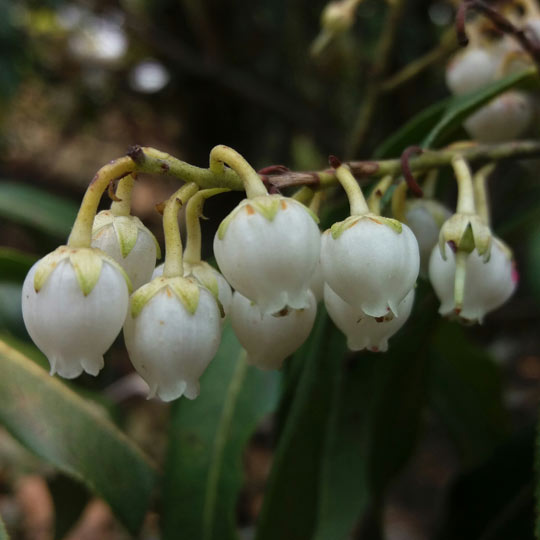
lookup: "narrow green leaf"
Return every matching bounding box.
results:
[374,97,450,158]
[423,67,538,148]
[0,282,25,338]
[428,321,509,466]
[0,513,8,540]
[0,338,158,535]
[162,324,280,540]
[0,247,36,282]
[0,182,78,238]
[255,309,347,540]
[313,285,436,540]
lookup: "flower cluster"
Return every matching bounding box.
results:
[21,146,517,401]
[446,0,540,142]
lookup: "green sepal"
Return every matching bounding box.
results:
[34,246,71,292]
[92,210,161,260]
[130,276,200,318]
[217,194,319,240]
[113,216,140,259]
[438,213,492,261]
[330,213,402,239]
[69,249,103,296]
[186,261,220,299]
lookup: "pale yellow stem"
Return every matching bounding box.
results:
[451,156,476,215]
[292,186,315,206]
[367,175,393,215]
[309,191,323,216]
[473,164,495,227]
[453,250,468,313]
[335,165,369,216]
[162,183,199,278]
[391,180,408,222]
[67,157,135,248]
[110,175,135,217]
[183,188,230,265]
[422,169,438,199]
[209,145,267,199]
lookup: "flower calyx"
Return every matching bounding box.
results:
[217,194,319,240]
[438,212,492,261]
[93,210,161,259]
[33,246,132,296]
[330,213,402,240]
[130,275,200,318]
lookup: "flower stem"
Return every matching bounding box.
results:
[473,163,495,227]
[209,145,267,199]
[451,156,476,215]
[162,183,199,278]
[391,179,408,222]
[111,175,135,217]
[67,157,135,248]
[335,165,369,216]
[184,188,230,265]
[453,250,468,313]
[367,174,393,215]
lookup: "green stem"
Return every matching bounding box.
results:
[209,145,267,199]
[473,163,495,227]
[453,250,468,313]
[451,156,476,215]
[391,180,408,222]
[335,165,369,215]
[184,188,230,265]
[67,156,135,248]
[162,183,199,278]
[111,175,135,217]
[367,174,393,215]
[422,169,438,199]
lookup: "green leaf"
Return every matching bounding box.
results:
[0,513,8,540]
[423,67,538,148]
[162,324,280,540]
[0,182,78,239]
[47,474,90,540]
[428,321,509,466]
[374,97,450,158]
[0,338,158,535]
[438,426,534,540]
[255,309,347,540]
[0,247,36,282]
[313,285,436,540]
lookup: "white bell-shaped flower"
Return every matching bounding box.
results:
[309,259,324,302]
[230,290,317,370]
[464,91,534,143]
[445,47,499,96]
[91,210,160,289]
[22,246,130,378]
[405,199,451,276]
[321,215,419,318]
[214,194,320,315]
[324,284,414,352]
[123,276,222,401]
[153,261,232,317]
[429,237,517,323]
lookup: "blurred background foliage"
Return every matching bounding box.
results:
[1,0,540,539]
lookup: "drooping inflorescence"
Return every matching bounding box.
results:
[20,143,518,401]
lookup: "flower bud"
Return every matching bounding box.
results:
[464,91,534,143]
[214,194,320,315]
[123,276,222,401]
[230,290,317,370]
[91,210,160,289]
[429,237,517,323]
[321,214,419,318]
[22,246,130,378]
[446,47,498,95]
[405,199,451,276]
[153,261,232,318]
[324,284,414,352]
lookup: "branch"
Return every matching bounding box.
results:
[114,140,540,195]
